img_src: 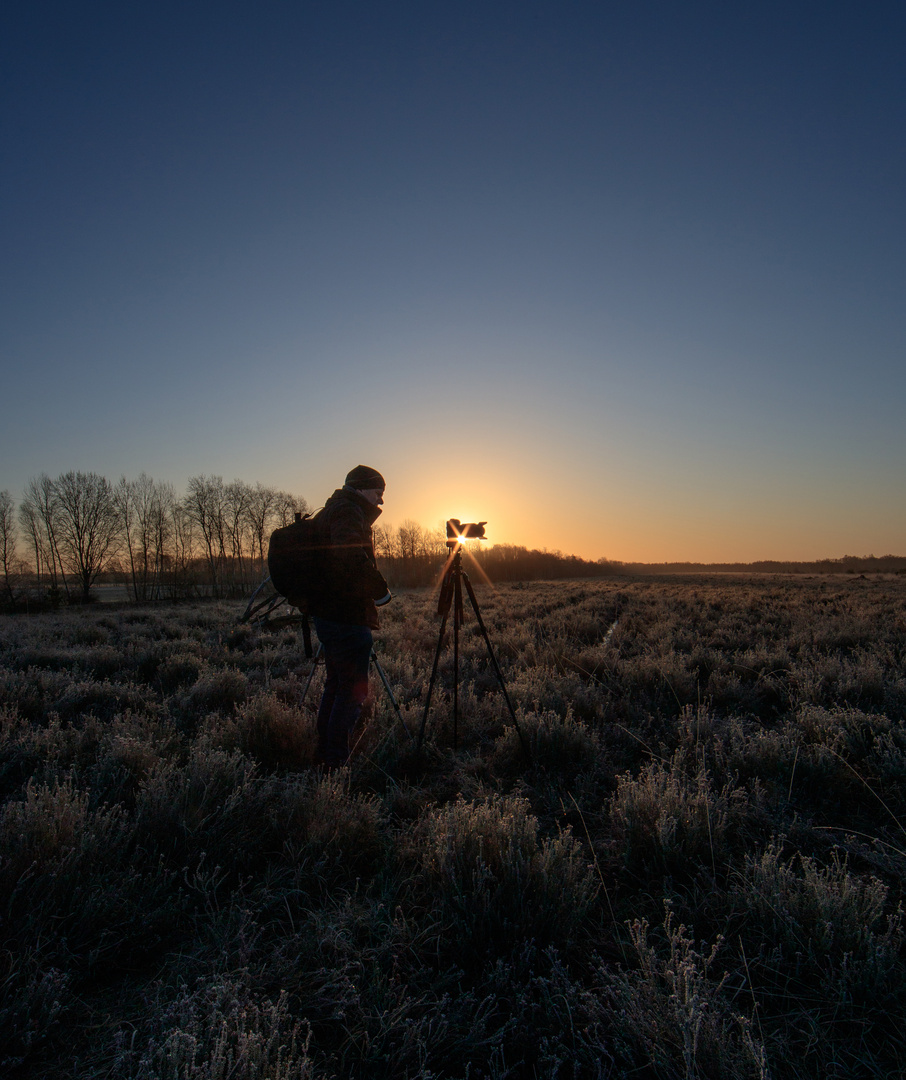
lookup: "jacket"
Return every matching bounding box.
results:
[307,487,389,628]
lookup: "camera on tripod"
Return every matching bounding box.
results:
[421,516,528,758]
[446,519,487,546]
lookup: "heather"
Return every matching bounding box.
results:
[1,574,905,1078]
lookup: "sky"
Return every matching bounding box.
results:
[2,1,904,563]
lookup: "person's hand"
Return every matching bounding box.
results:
[375,591,392,607]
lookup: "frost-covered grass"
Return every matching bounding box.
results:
[1,574,905,1077]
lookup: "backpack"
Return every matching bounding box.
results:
[267,510,326,655]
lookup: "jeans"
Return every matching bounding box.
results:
[312,617,373,767]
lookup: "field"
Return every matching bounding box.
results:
[1,574,905,1078]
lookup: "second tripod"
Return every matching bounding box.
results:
[300,643,411,740]
[417,543,528,756]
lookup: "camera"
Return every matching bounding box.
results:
[446,519,487,546]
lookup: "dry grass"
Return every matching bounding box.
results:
[1,574,905,1077]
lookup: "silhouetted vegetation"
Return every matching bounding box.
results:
[6,474,308,608]
[378,539,619,589]
[3,475,903,615]
[3,476,622,611]
[2,574,906,1077]
[619,553,906,575]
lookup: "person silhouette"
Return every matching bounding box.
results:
[307,465,391,768]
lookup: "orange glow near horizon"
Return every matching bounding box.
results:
[298,407,906,566]
[376,467,904,566]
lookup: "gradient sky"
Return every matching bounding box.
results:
[2,1,904,562]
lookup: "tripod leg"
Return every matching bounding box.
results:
[299,643,324,710]
[239,575,276,624]
[461,572,530,759]
[417,604,451,749]
[242,591,284,626]
[453,572,462,749]
[371,650,411,739]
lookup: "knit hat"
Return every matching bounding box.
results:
[345,464,385,491]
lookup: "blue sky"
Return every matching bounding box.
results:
[2,1,904,561]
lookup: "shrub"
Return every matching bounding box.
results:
[0,778,183,978]
[85,715,171,807]
[134,748,265,870]
[0,703,43,796]
[50,676,156,722]
[117,979,315,1080]
[231,692,315,769]
[608,751,747,878]
[733,841,906,1075]
[490,706,601,782]
[183,666,248,715]
[738,841,904,1004]
[0,959,72,1070]
[0,776,99,878]
[403,793,597,962]
[599,908,768,1079]
[278,771,386,882]
[156,651,204,692]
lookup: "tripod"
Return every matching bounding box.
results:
[418,545,528,756]
[300,643,411,740]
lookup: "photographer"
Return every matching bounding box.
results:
[308,465,391,769]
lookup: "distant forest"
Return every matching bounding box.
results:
[617,554,906,576]
[1,472,903,610]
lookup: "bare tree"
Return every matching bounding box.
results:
[373,524,395,560]
[169,496,198,596]
[426,523,447,558]
[244,483,281,567]
[148,480,176,598]
[375,519,447,587]
[14,471,317,601]
[18,495,43,585]
[224,479,252,594]
[19,475,69,595]
[398,519,426,564]
[53,471,122,602]
[0,490,18,604]
[115,474,176,600]
[183,475,228,596]
[273,490,309,528]
[115,476,140,600]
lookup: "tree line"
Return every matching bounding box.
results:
[1,473,309,606]
[6,473,897,610]
[0,472,620,608]
[616,555,906,575]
